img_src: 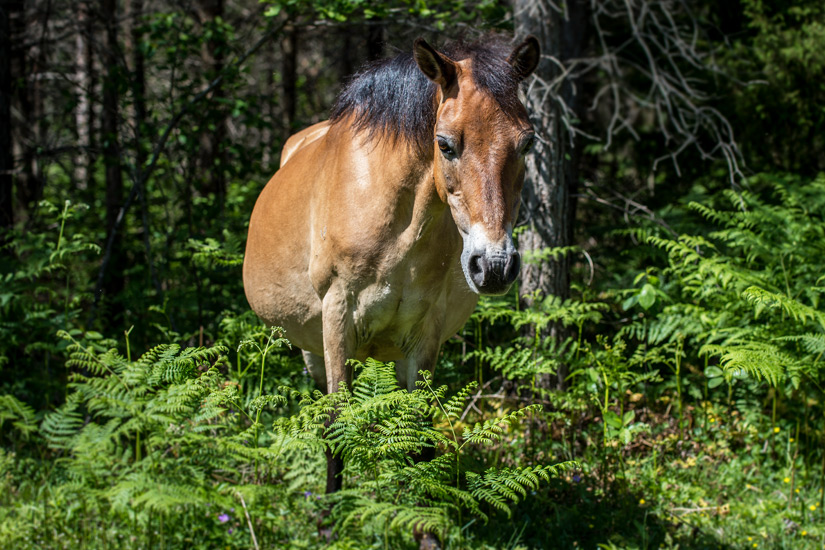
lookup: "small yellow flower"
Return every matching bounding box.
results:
[790,437,795,443]
[796,488,800,493]
[709,417,715,423]
[784,477,791,483]
[639,498,646,505]
[774,426,780,433]
[810,504,817,511]
[802,531,807,536]
[748,537,752,541]
[753,544,758,548]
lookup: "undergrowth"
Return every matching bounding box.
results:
[2,172,825,548]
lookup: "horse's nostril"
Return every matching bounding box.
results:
[468,254,486,287]
[504,251,521,284]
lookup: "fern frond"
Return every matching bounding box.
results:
[700,342,788,385]
[462,404,542,447]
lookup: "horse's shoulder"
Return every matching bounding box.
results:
[280,120,331,168]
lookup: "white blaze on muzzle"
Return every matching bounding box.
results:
[460,224,520,295]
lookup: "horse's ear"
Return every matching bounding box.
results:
[413,38,457,89]
[507,35,540,81]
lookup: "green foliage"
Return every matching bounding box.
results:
[0,200,100,405]
[4,0,825,545]
[721,1,825,172]
[261,0,509,29]
[0,323,571,549]
[274,358,573,543]
[644,174,825,390]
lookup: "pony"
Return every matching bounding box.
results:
[244,35,540,493]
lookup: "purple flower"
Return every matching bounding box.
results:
[303,490,312,498]
[572,474,582,483]
[228,528,233,534]
[218,513,230,523]
[230,508,235,513]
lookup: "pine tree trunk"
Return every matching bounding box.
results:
[280,25,297,142]
[101,0,124,309]
[0,1,15,236]
[130,0,146,164]
[365,20,384,61]
[197,0,226,214]
[15,2,44,218]
[514,0,589,390]
[74,1,93,188]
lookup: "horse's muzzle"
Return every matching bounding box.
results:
[468,249,520,295]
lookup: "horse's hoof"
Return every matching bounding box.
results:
[416,531,441,550]
[317,508,335,542]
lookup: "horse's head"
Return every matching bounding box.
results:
[413,36,540,295]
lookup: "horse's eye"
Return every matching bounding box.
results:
[437,137,456,159]
[521,135,536,155]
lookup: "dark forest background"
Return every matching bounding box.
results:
[1,0,825,548]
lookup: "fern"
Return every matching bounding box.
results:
[462,404,543,446]
[0,394,38,441]
[467,462,577,518]
[273,359,570,542]
[700,342,789,386]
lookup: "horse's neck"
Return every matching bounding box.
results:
[392,150,461,254]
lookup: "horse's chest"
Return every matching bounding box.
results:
[350,251,473,359]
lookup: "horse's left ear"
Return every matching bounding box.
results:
[507,35,541,80]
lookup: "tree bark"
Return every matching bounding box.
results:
[280,24,297,142]
[197,0,226,213]
[365,20,383,61]
[514,0,589,390]
[14,1,45,219]
[0,1,16,236]
[0,1,19,240]
[101,0,125,310]
[73,1,94,188]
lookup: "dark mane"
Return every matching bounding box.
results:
[329,38,521,151]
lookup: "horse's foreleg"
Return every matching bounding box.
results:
[321,289,354,394]
[301,349,344,493]
[320,289,355,494]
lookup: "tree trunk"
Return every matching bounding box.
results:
[337,27,353,85]
[15,1,45,219]
[365,20,384,61]
[129,0,161,299]
[514,0,589,390]
[101,0,124,310]
[0,1,15,237]
[280,24,297,142]
[261,40,276,166]
[74,1,94,188]
[197,0,226,214]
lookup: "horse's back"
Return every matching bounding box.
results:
[280,121,330,168]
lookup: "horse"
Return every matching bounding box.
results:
[243,35,540,493]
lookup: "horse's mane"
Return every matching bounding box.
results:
[329,37,522,152]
